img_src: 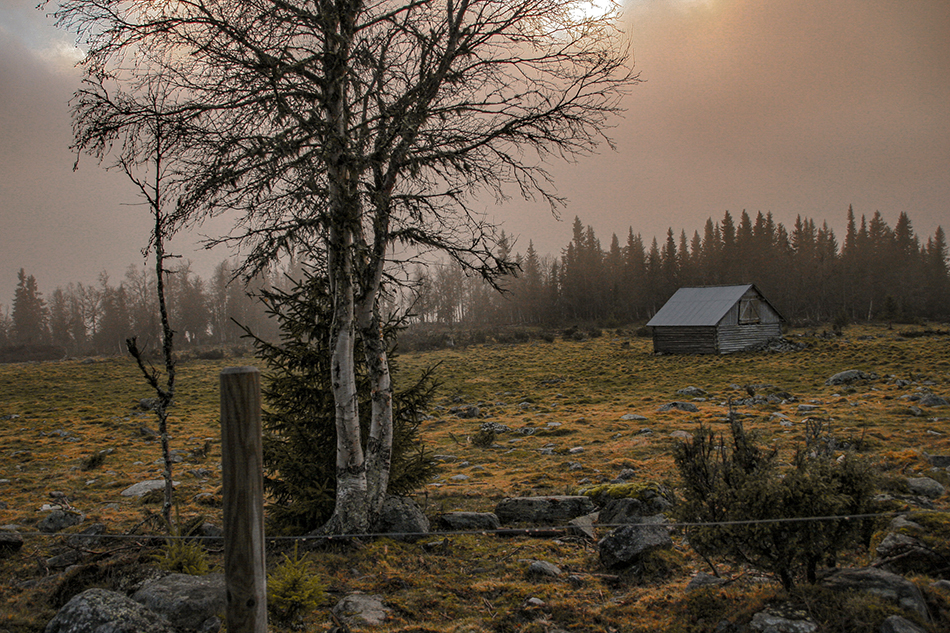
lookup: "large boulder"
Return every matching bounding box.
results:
[820,568,929,621]
[437,512,500,532]
[494,496,595,525]
[375,496,429,541]
[597,515,672,569]
[45,588,177,633]
[132,573,226,633]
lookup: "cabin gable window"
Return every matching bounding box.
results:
[739,298,761,324]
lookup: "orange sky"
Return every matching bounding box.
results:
[2,0,949,306]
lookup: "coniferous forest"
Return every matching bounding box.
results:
[1,207,947,360]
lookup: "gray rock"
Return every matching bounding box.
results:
[875,533,942,575]
[797,404,818,413]
[0,531,23,559]
[495,496,595,525]
[906,476,945,499]
[38,509,84,534]
[677,386,706,397]
[120,480,180,498]
[438,512,500,532]
[923,454,950,468]
[374,496,429,541]
[821,567,929,621]
[332,593,389,627]
[658,401,699,413]
[480,421,511,434]
[66,523,107,549]
[749,611,817,633]
[918,393,949,407]
[599,498,650,526]
[825,370,876,386]
[880,615,927,633]
[686,572,727,593]
[527,560,562,578]
[597,515,671,569]
[47,549,83,569]
[133,573,226,633]
[615,468,636,481]
[620,413,647,421]
[45,588,177,633]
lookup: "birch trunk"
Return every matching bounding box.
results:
[356,295,393,524]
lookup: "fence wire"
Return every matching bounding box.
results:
[6,508,939,544]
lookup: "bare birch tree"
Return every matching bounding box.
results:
[53,0,638,534]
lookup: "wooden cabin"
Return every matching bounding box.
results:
[646,284,784,354]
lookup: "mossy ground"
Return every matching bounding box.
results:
[1,324,949,631]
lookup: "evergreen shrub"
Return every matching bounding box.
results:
[674,414,880,589]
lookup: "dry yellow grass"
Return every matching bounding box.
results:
[1,324,949,631]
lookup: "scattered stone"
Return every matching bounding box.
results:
[47,549,83,569]
[670,430,692,440]
[66,523,107,550]
[452,405,480,419]
[749,609,817,633]
[908,406,925,417]
[821,567,929,621]
[332,593,390,627]
[45,588,177,633]
[38,509,83,534]
[480,421,511,434]
[875,533,942,576]
[677,386,706,397]
[658,402,699,413]
[685,572,727,593]
[919,393,949,407]
[450,474,469,481]
[527,560,562,578]
[133,573,226,633]
[880,615,927,633]
[620,413,647,421]
[438,512,500,532]
[797,404,818,413]
[923,454,950,468]
[0,531,23,559]
[567,447,584,454]
[598,515,672,569]
[374,496,429,542]
[120,480,180,498]
[906,476,945,499]
[495,496,595,525]
[825,370,877,386]
[615,468,636,481]
[432,454,458,463]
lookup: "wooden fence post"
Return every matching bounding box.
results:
[220,366,267,633]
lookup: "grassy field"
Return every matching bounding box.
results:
[1,324,949,631]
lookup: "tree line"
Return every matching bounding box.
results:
[0,260,279,358]
[3,206,946,359]
[411,206,949,327]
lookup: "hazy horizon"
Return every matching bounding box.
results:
[2,0,948,307]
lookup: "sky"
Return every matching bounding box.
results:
[2,0,949,308]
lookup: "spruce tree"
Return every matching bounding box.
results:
[242,267,437,534]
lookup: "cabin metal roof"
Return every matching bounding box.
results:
[646,285,756,327]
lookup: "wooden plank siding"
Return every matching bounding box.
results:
[717,323,783,353]
[652,326,719,354]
